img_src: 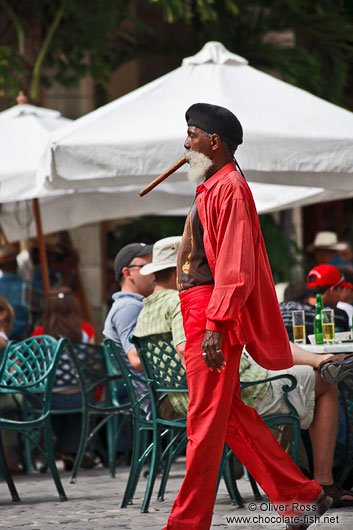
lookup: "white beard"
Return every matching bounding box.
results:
[185,150,214,183]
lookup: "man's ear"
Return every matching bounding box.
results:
[210,134,221,151]
[121,266,132,282]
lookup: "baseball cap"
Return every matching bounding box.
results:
[114,242,153,281]
[140,236,181,276]
[307,264,353,290]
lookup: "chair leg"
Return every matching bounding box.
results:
[140,427,161,513]
[70,410,89,484]
[0,437,20,502]
[216,446,244,508]
[248,472,262,500]
[121,428,149,507]
[22,432,34,474]
[108,413,129,479]
[157,430,186,502]
[43,423,67,501]
[216,446,227,495]
[223,456,244,508]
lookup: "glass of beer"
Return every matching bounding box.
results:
[292,310,306,344]
[322,309,335,344]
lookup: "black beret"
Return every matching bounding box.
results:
[185,103,243,150]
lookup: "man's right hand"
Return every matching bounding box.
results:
[201,330,226,372]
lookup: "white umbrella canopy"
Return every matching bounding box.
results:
[0,183,191,242]
[0,101,329,241]
[1,179,342,242]
[41,41,353,193]
[0,102,75,293]
[0,103,72,203]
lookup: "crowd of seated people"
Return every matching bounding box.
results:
[2,228,353,510]
[279,264,351,342]
[132,236,353,508]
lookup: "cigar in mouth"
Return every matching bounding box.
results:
[139,156,187,197]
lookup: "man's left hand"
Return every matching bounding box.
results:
[201,330,226,372]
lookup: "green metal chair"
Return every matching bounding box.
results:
[104,338,162,512]
[130,332,248,511]
[220,373,301,502]
[241,373,301,464]
[66,341,131,482]
[0,336,68,502]
[130,333,188,512]
[133,333,301,507]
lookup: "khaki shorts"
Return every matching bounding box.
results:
[255,365,316,430]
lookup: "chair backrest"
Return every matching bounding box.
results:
[131,333,187,394]
[66,341,126,407]
[103,338,150,419]
[62,341,107,390]
[0,336,67,412]
[241,373,300,464]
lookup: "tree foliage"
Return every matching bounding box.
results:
[0,0,352,110]
[260,214,303,283]
[179,0,353,109]
[0,0,155,103]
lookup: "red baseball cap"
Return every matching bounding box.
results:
[307,264,353,289]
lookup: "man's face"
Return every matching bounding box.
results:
[338,245,353,263]
[127,253,155,296]
[339,286,353,304]
[314,249,337,265]
[184,126,214,183]
[184,126,213,156]
[323,285,342,306]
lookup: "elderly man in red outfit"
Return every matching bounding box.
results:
[163,103,332,530]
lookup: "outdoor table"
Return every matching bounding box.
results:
[300,342,353,354]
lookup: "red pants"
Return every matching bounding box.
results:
[164,285,321,530]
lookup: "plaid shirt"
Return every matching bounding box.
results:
[135,289,188,415]
[239,350,269,407]
[135,290,185,346]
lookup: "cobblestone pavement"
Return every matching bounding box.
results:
[1,460,352,529]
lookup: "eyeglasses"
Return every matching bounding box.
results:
[126,264,144,270]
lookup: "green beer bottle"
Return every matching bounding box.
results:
[314,293,324,344]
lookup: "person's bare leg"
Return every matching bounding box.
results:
[290,342,332,368]
[309,373,338,485]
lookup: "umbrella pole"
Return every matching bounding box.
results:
[32,198,50,296]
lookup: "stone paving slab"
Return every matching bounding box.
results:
[1,460,352,529]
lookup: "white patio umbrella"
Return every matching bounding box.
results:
[0,102,71,202]
[0,100,73,293]
[3,42,353,246]
[0,99,331,242]
[1,102,326,243]
[40,41,353,193]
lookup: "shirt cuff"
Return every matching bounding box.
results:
[206,320,225,333]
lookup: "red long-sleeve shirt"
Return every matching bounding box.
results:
[195,162,293,370]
